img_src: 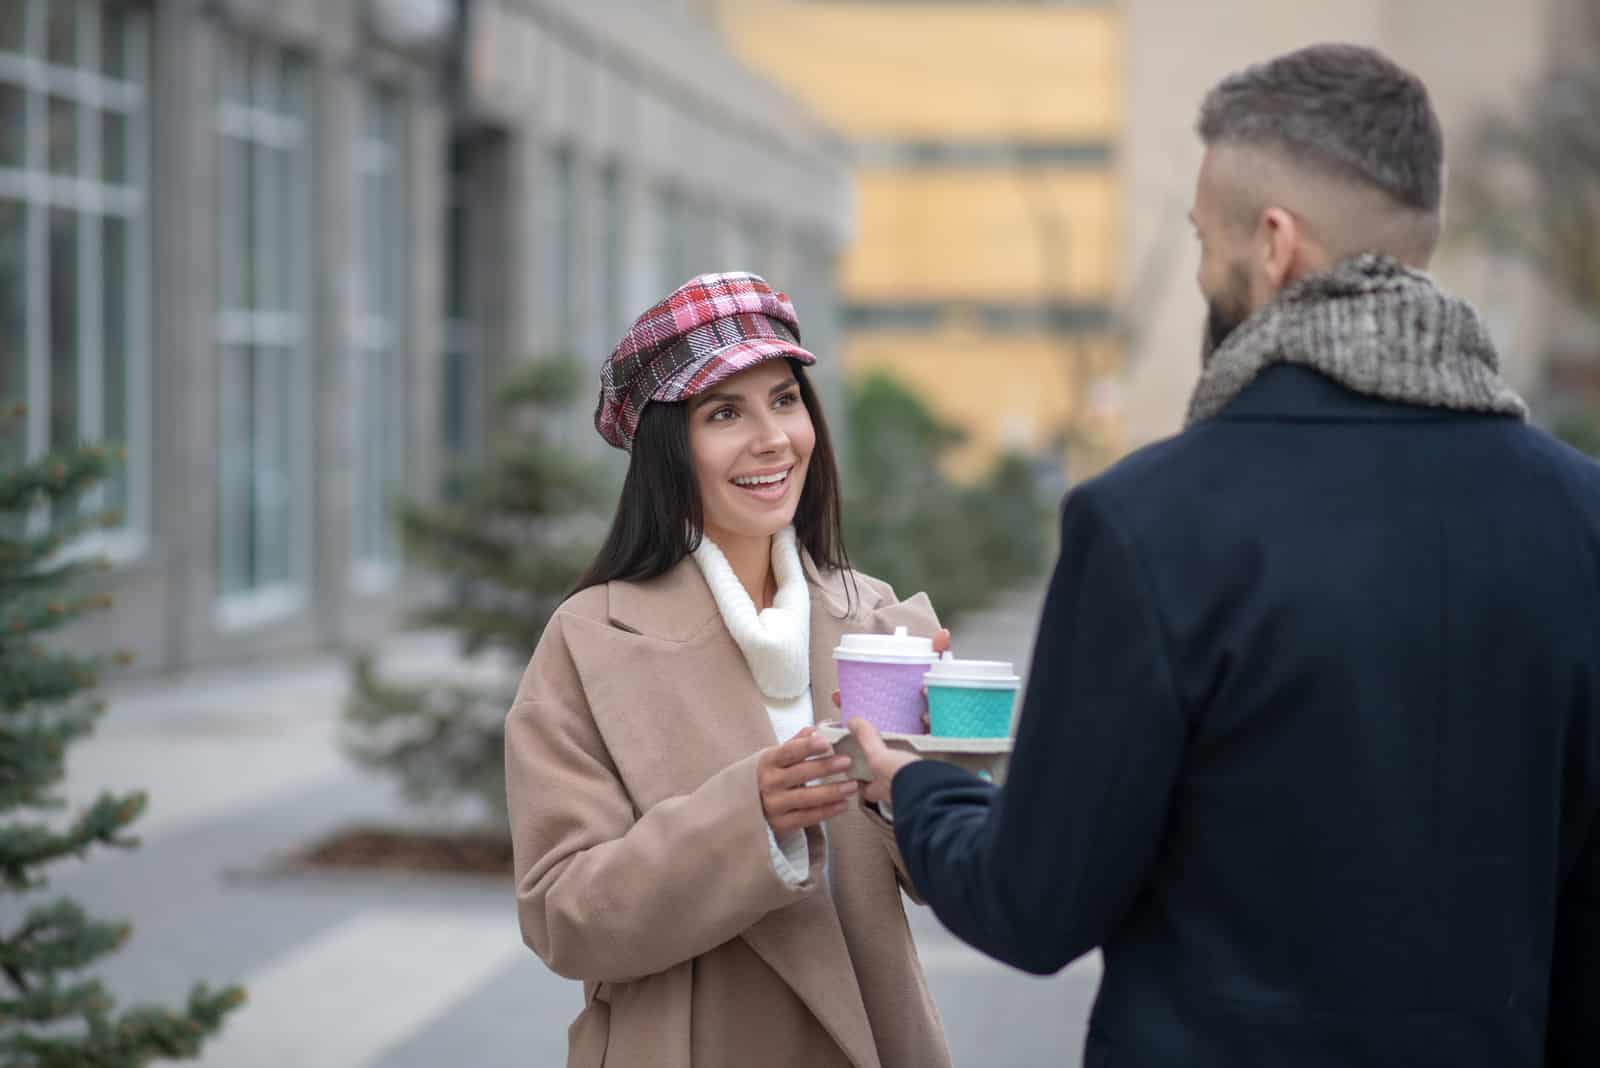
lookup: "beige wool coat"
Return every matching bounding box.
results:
[504,553,953,1068]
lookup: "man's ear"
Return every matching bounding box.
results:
[1260,206,1299,291]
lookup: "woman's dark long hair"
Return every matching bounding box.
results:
[572,359,854,608]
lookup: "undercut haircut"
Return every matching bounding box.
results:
[1198,44,1444,216]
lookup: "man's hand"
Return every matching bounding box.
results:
[759,726,858,838]
[847,718,923,805]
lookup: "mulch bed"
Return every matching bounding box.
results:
[288,826,513,878]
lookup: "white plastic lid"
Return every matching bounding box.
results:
[923,651,1020,689]
[833,625,938,664]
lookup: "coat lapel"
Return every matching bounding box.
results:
[736,562,886,1068]
[806,557,858,727]
[592,556,883,1068]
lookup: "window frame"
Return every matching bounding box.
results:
[213,33,314,625]
[349,81,408,591]
[0,0,152,565]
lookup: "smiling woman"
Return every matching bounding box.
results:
[506,272,954,1068]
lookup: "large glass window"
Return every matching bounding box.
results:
[442,138,474,459]
[599,162,625,347]
[545,144,576,352]
[658,185,690,295]
[0,0,149,538]
[216,38,310,603]
[352,85,406,577]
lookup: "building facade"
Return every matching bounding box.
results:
[1,0,850,674]
[716,0,1125,479]
[720,0,1592,469]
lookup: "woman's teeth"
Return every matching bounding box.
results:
[733,471,788,487]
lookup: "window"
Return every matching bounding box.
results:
[216,37,311,607]
[353,85,407,579]
[599,162,625,346]
[657,185,690,295]
[851,139,1113,170]
[536,143,577,353]
[842,300,1112,334]
[0,0,149,543]
[442,138,475,459]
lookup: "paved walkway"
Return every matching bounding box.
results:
[19,587,1099,1067]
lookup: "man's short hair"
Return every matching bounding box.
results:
[1197,44,1443,215]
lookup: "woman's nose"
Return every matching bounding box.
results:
[749,411,787,454]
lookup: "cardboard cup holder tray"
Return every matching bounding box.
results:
[816,721,1014,786]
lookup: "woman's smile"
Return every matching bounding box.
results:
[731,464,795,502]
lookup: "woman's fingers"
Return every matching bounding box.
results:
[767,753,851,791]
[766,778,858,816]
[760,730,856,837]
[767,728,830,770]
[770,799,852,837]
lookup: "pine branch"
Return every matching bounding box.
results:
[0,448,115,515]
[0,974,114,1026]
[0,589,117,641]
[0,792,145,891]
[342,670,510,823]
[0,899,131,981]
[0,707,102,811]
[0,648,111,711]
[2,982,245,1067]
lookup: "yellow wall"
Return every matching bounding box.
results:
[717,1,1124,475]
[845,330,1123,480]
[718,3,1120,139]
[848,170,1119,301]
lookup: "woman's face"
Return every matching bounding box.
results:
[687,360,815,546]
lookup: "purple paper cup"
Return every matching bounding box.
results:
[833,626,938,735]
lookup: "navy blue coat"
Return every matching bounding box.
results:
[893,365,1600,1067]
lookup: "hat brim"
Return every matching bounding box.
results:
[647,338,818,405]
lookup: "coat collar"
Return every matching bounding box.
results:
[1215,364,1518,423]
[605,547,868,643]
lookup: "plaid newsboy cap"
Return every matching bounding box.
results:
[595,272,816,451]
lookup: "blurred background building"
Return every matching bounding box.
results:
[716,0,1595,470]
[4,0,1595,674]
[716,0,1124,479]
[0,0,849,673]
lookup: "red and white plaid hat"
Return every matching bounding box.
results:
[595,272,816,451]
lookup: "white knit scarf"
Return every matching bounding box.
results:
[690,526,811,701]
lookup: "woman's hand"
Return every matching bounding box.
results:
[759,726,858,838]
[847,719,923,805]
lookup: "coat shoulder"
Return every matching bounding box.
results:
[846,569,896,606]
[552,584,610,625]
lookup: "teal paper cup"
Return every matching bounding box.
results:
[924,654,1020,738]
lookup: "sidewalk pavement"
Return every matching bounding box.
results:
[15,587,1099,1067]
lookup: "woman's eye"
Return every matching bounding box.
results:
[774,392,799,409]
[710,406,737,422]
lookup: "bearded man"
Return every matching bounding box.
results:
[852,43,1599,1068]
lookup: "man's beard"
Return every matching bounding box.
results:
[1201,301,1241,364]
[1200,266,1253,366]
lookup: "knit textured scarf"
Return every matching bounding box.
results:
[1187,254,1528,425]
[691,526,811,701]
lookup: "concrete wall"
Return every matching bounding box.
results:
[58,0,851,677]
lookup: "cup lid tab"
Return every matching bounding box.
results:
[835,625,936,659]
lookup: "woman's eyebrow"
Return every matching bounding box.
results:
[693,390,740,409]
